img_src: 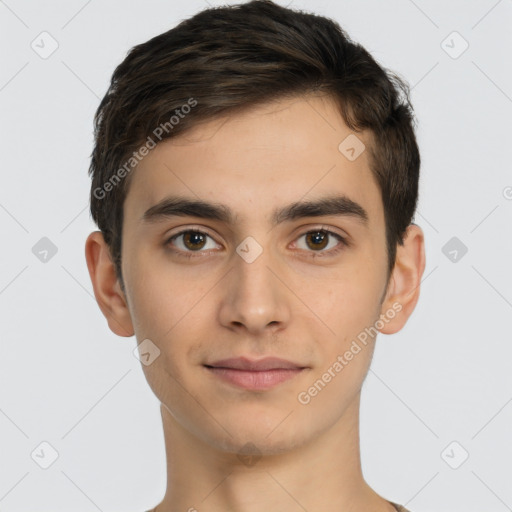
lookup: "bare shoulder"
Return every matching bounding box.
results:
[389,502,413,512]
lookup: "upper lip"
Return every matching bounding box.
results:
[205,357,306,371]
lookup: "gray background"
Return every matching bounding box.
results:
[1,0,511,510]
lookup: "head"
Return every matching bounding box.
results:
[86,0,424,456]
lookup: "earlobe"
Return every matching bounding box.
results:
[379,224,426,335]
[84,231,134,337]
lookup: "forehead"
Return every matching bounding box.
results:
[123,94,383,228]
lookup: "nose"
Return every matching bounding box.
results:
[217,241,291,337]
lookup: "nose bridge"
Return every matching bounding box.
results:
[218,235,290,333]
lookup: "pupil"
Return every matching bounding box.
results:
[308,231,327,250]
[185,232,205,250]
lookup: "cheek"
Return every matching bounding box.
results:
[124,247,192,334]
[125,252,217,364]
[126,263,203,404]
[299,282,381,416]
[320,268,384,334]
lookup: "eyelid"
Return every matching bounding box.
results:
[164,224,350,257]
[165,227,221,256]
[294,224,350,244]
[291,225,349,257]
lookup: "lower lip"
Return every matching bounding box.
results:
[205,367,304,390]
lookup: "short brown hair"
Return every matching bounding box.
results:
[88,0,420,290]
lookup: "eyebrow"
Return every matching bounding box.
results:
[141,194,369,227]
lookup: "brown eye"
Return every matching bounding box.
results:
[295,229,347,257]
[167,229,219,255]
[182,231,207,250]
[305,231,329,250]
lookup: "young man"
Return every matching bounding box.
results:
[85,1,425,511]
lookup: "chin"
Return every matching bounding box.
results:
[215,432,305,458]
[200,410,314,458]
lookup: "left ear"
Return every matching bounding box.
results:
[379,223,426,334]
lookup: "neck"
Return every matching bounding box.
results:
[154,392,395,512]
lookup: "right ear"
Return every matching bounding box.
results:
[84,231,134,337]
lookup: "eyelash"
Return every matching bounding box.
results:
[164,226,349,260]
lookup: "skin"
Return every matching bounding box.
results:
[85,93,425,512]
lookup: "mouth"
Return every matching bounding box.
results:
[204,357,308,391]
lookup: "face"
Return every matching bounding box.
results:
[119,94,394,455]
